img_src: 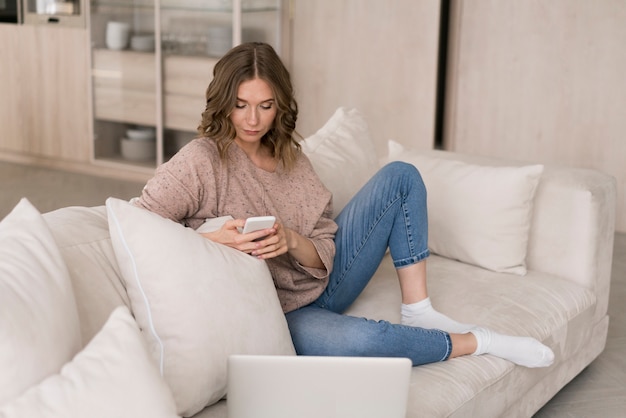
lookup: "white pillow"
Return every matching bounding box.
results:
[105,198,295,417]
[392,150,543,275]
[0,198,81,405]
[0,306,179,418]
[301,107,379,217]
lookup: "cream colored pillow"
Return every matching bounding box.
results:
[0,306,179,418]
[301,107,379,217]
[105,198,295,417]
[393,151,543,275]
[0,198,81,405]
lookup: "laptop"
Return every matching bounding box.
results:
[227,355,412,418]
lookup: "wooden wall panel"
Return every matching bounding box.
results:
[290,0,441,157]
[0,25,90,163]
[0,25,25,153]
[444,0,626,232]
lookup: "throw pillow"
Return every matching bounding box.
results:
[105,198,295,417]
[0,306,179,418]
[301,107,379,217]
[0,198,81,405]
[391,149,543,275]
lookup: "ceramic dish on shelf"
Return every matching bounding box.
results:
[120,137,156,161]
[130,34,155,52]
[125,127,156,141]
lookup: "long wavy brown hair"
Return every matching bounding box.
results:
[197,42,301,170]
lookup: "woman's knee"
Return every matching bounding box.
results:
[378,161,425,194]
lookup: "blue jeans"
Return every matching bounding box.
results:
[286,162,452,366]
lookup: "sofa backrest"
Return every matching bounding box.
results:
[44,206,130,346]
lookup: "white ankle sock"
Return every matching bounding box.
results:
[401,297,474,334]
[470,326,555,368]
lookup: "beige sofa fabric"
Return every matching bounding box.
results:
[44,206,130,344]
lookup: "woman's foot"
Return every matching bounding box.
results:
[401,297,474,334]
[469,326,555,368]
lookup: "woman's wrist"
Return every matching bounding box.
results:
[285,227,299,251]
[284,227,324,269]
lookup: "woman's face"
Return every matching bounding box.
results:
[230,77,277,148]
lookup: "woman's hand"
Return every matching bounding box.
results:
[199,218,278,255]
[200,219,323,268]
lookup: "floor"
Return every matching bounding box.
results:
[1,161,625,417]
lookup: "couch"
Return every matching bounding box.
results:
[0,108,616,417]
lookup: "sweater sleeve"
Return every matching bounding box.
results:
[133,140,216,225]
[288,166,338,279]
[299,212,337,279]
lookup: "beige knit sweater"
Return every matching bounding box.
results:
[134,138,338,313]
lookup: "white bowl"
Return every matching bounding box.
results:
[120,138,156,161]
[125,127,156,141]
[130,34,155,52]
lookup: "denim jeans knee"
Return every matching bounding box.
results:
[316,161,430,313]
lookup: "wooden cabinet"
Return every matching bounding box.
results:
[0,24,90,164]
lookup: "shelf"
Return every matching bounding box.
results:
[89,0,153,11]
[91,0,279,13]
[92,156,156,171]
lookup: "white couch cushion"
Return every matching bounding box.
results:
[301,107,379,217]
[0,198,81,405]
[105,198,295,417]
[390,149,543,275]
[0,306,179,418]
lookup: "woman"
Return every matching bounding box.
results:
[135,42,554,368]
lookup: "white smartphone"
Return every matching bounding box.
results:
[238,216,276,234]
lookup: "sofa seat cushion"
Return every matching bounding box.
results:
[345,254,598,416]
[349,253,595,336]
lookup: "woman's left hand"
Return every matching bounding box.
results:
[259,224,325,269]
[250,222,289,259]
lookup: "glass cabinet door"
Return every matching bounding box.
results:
[90,0,158,169]
[89,0,285,170]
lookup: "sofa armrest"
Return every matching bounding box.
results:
[526,166,616,320]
